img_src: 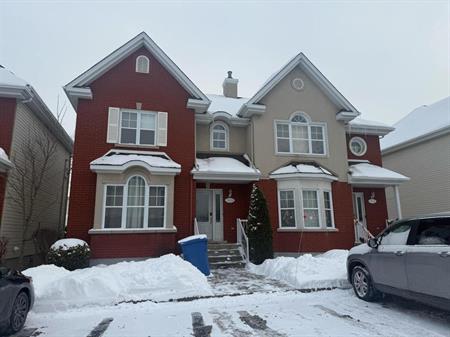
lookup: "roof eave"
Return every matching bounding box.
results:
[269,172,338,181]
[346,124,395,136]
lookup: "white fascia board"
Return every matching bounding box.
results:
[348,174,410,186]
[345,124,395,136]
[90,162,181,175]
[0,85,29,99]
[195,113,250,127]
[238,103,266,118]
[66,32,209,106]
[191,170,261,182]
[336,110,360,122]
[382,126,450,156]
[187,98,210,113]
[269,172,338,181]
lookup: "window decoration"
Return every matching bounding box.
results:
[292,78,305,91]
[135,55,150,73]
[275,112,326,155]
[211,122,229,151]
[103,176,166,229]
[279,190,296,228]
[349,136,367,156]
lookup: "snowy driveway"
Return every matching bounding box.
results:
[22,289,450,337]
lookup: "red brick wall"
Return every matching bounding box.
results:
[67,47,196,257]
[257,179,356,253]
[0,98,16,221]
[196,183,252,243]
[346,134,382,165]
[353,187,388,236]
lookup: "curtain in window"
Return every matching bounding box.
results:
[126,176,146,228]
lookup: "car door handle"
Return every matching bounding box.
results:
[395,250,405,256]
[439,251,450,258]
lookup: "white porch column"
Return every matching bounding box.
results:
[393,185,402,219]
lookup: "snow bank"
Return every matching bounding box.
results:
[23,254,213,312]
[50,238,89,250]
[249,250,350,289]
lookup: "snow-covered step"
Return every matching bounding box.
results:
[208,242,245,269]
[209,260,246,269]
[209,255,243,263]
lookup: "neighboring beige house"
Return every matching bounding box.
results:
[0,66,73,267]
[382,96,450,219]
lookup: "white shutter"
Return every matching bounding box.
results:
[107,107,120,143]
[157,111,168,147]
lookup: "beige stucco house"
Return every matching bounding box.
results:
[382,96,450,219]
[0,66,73,267]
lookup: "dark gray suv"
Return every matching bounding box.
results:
[347,213,450,311]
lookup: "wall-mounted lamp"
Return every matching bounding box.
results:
[225,189,235,204]
[368,192,377,204]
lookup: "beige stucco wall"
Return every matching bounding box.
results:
[383,133,450,219]
[92,167,175,229]
[1,102,71,259]
[196,122,248,154]
[253,67,349,179]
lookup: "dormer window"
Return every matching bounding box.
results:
[136,55,150,74]
[210,122,229,151]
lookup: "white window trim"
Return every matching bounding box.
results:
[301,189,322,229]
[278,189,297,228]
[136,55,150,74]
[102,176,167,230]
[210,121,229,151]
[276,180,336,231]
[273,113,328,157]
[119,109,158,146]
[349,136,367,156]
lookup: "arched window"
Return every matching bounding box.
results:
[275,112,326,155]
[135,55,150,74]
[210,122,229,151]
[126,176,146,228]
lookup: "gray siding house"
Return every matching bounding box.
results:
[382,96,450,219]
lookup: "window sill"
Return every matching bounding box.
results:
[115,143,160,149]
[275,152,328,158]
[277,228,338,233]
[89,227,177,235]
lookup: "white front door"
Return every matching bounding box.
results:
[196,189,223,241]
[352,192,368,243]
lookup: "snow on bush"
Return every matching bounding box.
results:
[23,254,213,312]
[249,250,350,289]
[47,238,90,271]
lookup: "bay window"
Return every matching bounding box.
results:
[302,190,320,228]
[279,190,296,228]
[275,112,326,155]
[103,176,166,229]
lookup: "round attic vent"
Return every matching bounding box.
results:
[292,78,304,91]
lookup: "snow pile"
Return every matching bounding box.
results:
[23,254,213,312]
[271,163,335,177]
[0,147,12,167]
[178,234,207,244]
[349,163,409,182]
[207,94,248,117]
[0,66,28,88]
[50,238,89,251]
[91,152,181,169]
[249,250,350,289]
[195,157,260,174]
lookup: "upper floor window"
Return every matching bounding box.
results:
[103,175,166,229]
[136,55,150,74]
[349,136,367,156]
[210,122,229,151]
[275,112,327,155]
[120,110,156,145]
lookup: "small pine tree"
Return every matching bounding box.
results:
[247,184,273,264]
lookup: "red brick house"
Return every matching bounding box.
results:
[65,32,408,263]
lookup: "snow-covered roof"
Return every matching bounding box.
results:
[192,156,260,182]
[206,94,248,117]
[0,147,13,172]
[90,150,181,174]
[381,96,450,152]
[0,66,28,88]
[270,162,337,181]
[346,117,395,136]
[348,163,409,186]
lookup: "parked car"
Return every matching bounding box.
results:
[0,267,34,335]
[347,213,450,311]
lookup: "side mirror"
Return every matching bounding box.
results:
[368,238,379,249]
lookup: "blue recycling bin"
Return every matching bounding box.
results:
[178,235,210,276]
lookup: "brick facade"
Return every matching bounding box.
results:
[346,134,382,165]
[67,47,196,257]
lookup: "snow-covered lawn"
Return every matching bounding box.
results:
[249,249,350,289]
[23,254,213,312]
[25,290,450,337]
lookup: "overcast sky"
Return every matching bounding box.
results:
[1,0,449,137]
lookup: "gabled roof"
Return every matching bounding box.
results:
[238,53,360,119]
[64,32,210,111]
[381,96,450,153]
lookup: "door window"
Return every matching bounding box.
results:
[196,191,209,222]
[380,221,414,245]
[414,218,450,245]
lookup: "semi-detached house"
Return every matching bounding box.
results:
[65,32,409,263]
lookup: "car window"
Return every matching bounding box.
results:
[414,217,450,245]
[380,221,413,245]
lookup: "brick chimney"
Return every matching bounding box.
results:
[222,71,238,98]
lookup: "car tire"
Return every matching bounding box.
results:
[351,265,381,302]
[7,291,30,335]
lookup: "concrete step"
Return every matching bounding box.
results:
[208,243,241,250]
[210,260,246,269]
[208,248,241,255]
[209,255,243,263]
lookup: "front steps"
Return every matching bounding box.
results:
[208,242,246,269]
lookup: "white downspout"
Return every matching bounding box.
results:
[393,185,402,219]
